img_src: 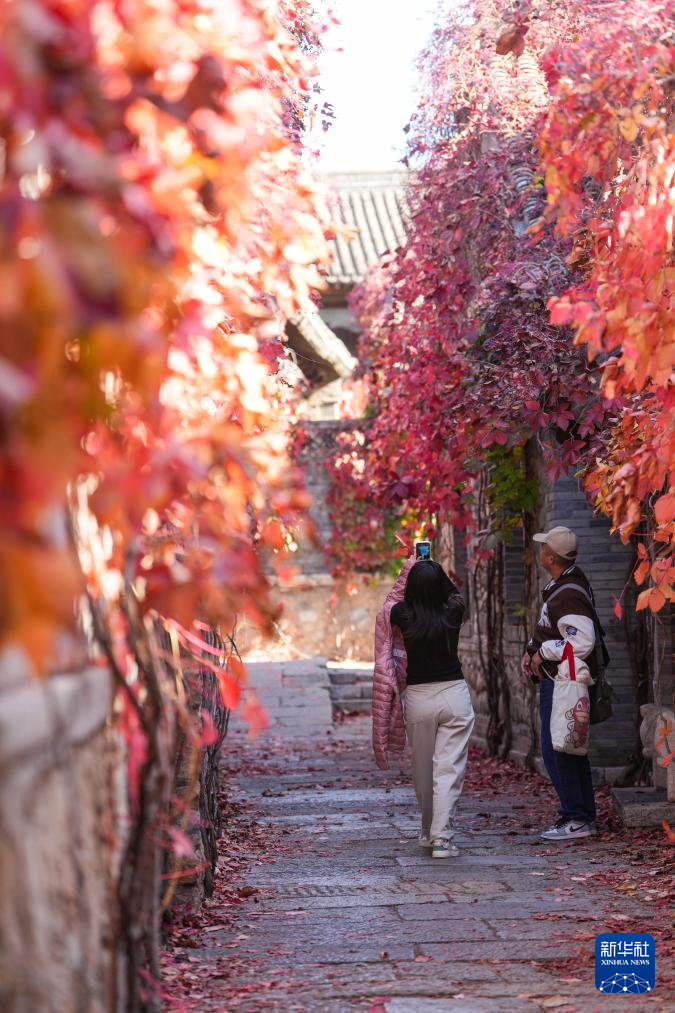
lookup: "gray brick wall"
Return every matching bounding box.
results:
[504,528,526,624]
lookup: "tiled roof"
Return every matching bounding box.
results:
[322,170,409,286]
[287,308,357,380]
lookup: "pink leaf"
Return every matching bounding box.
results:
[200,707,219,747]
[167,826,195,859]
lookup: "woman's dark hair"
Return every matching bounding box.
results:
[401,560,460,644]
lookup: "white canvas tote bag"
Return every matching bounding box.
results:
[550,642,593,756]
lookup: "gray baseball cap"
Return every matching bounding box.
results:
[532,525,578,560]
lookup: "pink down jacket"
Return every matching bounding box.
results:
[372,557,415,770]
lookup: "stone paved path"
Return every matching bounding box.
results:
[168,660,671,1012]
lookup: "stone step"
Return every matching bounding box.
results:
[328,669,374,686]
[612,786,675,827]
[329,684,373,704]
[331,699,371,715]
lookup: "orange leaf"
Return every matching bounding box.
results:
[634,558,650,586]
[549,298,575,326]
[613,599,622,621]
[659,750,675,768]
[261,519,287,550]
[619,116,638,142]
[241,691,269,738]
[636,588,652,610]
[654,492,675,525]
[648,587,667,613]
[227,653,246,684]
[662,821,675,844]
[217,670,241,710]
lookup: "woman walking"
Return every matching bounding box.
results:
[372,554,474,858]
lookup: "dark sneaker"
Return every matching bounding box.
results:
[540,820,593,841]
[431,839,459,858]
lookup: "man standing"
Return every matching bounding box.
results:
[521,526,598,841]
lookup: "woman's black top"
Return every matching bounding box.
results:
[390,598,464,686]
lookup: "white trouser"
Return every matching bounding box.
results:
[403,680,475,842]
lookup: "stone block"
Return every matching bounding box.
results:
[297,608,320,623]
[283,658,327,677]
[349,607,372,622]
[332,698,371,715]
[612,786,675,827]
[0,666,112,768]
[0,669,124,1013]
[328,670,363,686]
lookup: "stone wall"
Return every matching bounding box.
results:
[0,636,233,1011]
[238,573,388,662]
[0,665,126,1013]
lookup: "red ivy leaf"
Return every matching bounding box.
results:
[654,492,675,525]
[495,24,529,56]
[200,707,219,747]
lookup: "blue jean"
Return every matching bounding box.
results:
[539,675,596,823]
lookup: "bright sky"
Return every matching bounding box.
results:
[310,0,441,171]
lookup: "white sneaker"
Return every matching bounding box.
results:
[431,839,459,858]
[419,832,432,848]
[540,820,593,841]
[544,816,568,833]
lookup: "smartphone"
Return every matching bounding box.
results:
[415,540,431,560]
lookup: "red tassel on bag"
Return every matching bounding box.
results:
[562,640,576,680]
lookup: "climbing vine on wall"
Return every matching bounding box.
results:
[330,1,605,571]
[485,445,539,535]
[328,0,674,624]
[1,0,330,1004]
[538,4,675,616]
[1,0,330,672]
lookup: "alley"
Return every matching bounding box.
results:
[163,660,673,1012]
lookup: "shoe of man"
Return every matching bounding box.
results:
[540,820,593,841]
[543,816,568,834]
[419,831,432,848]
[431,839,459,858]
